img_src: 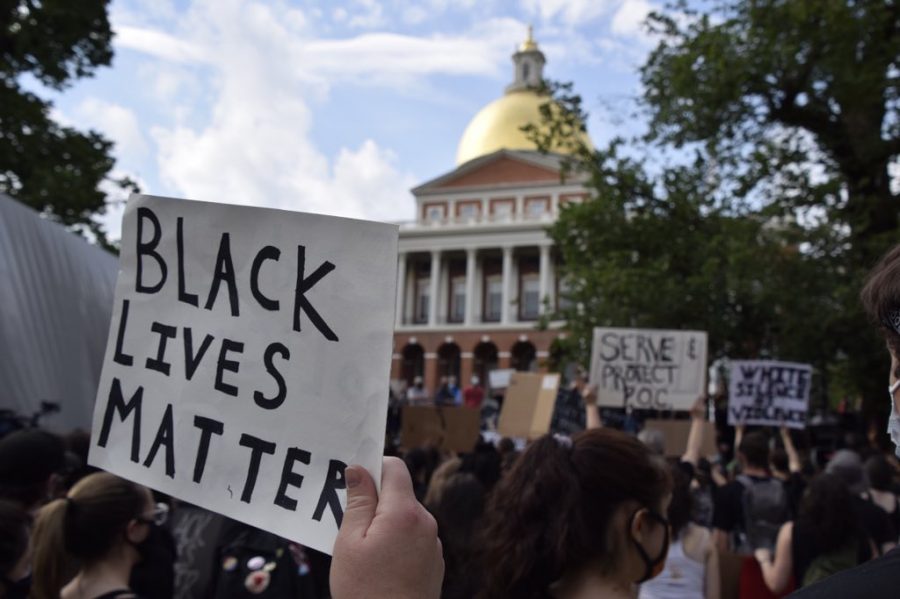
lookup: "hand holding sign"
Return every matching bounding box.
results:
[331,458,443,599]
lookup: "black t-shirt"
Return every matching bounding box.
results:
[789,545,900,598]
[712,475,771,533]
[782,472,806,518]
[853,496,895,550]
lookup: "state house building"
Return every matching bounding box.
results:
[390,31,591,395]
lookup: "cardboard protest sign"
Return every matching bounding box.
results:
[727,360,812,429]
[497,372,560,439]
[88,195,397,555]
[642,419,718,458]
[589,327,707,411]
[401,406,481,453]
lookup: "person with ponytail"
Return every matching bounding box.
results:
[30,472,165,599]
[478,428,673,599]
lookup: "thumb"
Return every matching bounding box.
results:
[338,464,377,537]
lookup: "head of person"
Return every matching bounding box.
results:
[796,474,859,554]
[448,376,457,387]
[770,447,789,476]
[30,472,159,599]
[738,430,770,471]
[861,244,900,454]
[0,430,65,512]
[637,428,665,457]
[825,449,867,495]
[864,454,895,493]
[478,429,672,599]
[414,376,424,389]
[471,375,480,387]
[0,500,31,598]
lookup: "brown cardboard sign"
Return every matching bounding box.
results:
[498,372,561,439]
[642,419,718,457]
[401,405,481,453]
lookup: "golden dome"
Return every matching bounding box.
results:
[455,89,591,166]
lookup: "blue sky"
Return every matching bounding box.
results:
[40,0,661,239]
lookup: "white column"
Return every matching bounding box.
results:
[464,248,477,325]
[539,244,551,315]
[428,250,440,326]
[396,252,407,326]
[501,246,513,324]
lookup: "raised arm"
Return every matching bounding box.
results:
[755,522,794,594]
[682,395,708,467]
[779,426,802,473]
[734,423,745,454]
[583,384,602,430]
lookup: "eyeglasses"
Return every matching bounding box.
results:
[137,502,169,527]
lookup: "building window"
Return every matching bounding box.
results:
[415,277,430,323]
[458,203,480,220]
[491,199,514,220]
[424,204,446,223]
[520,273,540,320]
[525,198,548,218]
[484,274,502,322]
[449,276,466,323]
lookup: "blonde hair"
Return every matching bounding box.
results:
[30,472,146,599]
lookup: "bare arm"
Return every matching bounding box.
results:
[734,424,745,453]
[755,522,794,595]
[779,426,802,473]
[713,528,730,555]
[682,395,708,467]
[705,539,721,599]
[583,384,602,429]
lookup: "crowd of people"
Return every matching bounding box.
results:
[4,247,900,599]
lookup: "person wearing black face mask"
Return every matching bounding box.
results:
[478,428,673,599]
[29,472,162,599]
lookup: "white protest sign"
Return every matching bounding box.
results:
[488,368,514,389]
[589,327,707,410]
[89,195,398,555]
[727,360,812,429]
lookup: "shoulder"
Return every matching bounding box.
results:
[789,547,900,598]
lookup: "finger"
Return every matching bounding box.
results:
[338,464,378,537]
[378,456,417,507]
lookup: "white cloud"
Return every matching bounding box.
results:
[116,0,423,222]
[347,0,385,29]
[521,0,619,26]
[610,0,654,39]
[115,25,208,64]
[76,98,149,161]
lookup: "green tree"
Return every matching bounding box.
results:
[1,0,133,247]
[532,0,900,415]
[638,0,900,413]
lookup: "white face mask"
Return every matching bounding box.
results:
[888,380,900,458]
